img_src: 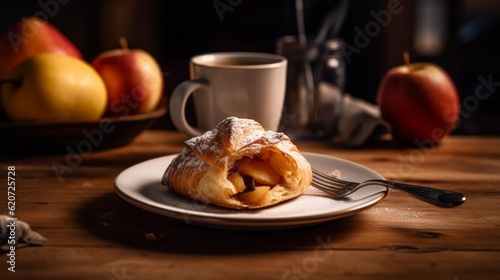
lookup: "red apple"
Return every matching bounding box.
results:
[91,38,164,117]
[376,52,460,144]
[0,17,83,79]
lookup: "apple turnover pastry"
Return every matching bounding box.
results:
[161,117,312,209]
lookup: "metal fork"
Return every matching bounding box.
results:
[311,169,466,208]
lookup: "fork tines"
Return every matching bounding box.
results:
[311,169,348,190]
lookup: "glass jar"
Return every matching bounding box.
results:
[276,35,346,140]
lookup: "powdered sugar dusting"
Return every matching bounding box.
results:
[240,130,285,147]
[180,153,205,171]
[184,117,285,156]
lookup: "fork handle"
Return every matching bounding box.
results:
[377,180,466,208]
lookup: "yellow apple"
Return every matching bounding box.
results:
[0,17,84,121]
[1,53,107,122]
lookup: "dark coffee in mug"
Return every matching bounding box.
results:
[204,58,275,67]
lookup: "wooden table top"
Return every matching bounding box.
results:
[1,130,500,279]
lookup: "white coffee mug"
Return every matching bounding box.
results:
[169,52,287,137]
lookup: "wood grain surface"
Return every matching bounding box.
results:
[1,131,499,280]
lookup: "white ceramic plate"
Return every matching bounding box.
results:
[114,152,387,230]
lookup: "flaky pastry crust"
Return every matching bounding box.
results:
[161,117,312,209]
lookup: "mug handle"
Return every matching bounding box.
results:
[169,79,209,137]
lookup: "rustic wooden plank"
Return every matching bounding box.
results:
[2,131,500,279]
[10,180,500,251]
[5,247,500,280]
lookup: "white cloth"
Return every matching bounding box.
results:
[338,93,392,146]
[0,215,47,250]
[319,82,392,146]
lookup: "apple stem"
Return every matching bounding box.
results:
[119,36,129,52]
[403,51,413,71]
[0,79,21,88]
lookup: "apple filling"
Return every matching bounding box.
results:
[228,156,284,205]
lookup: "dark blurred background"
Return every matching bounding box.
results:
[1,0,499,135]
